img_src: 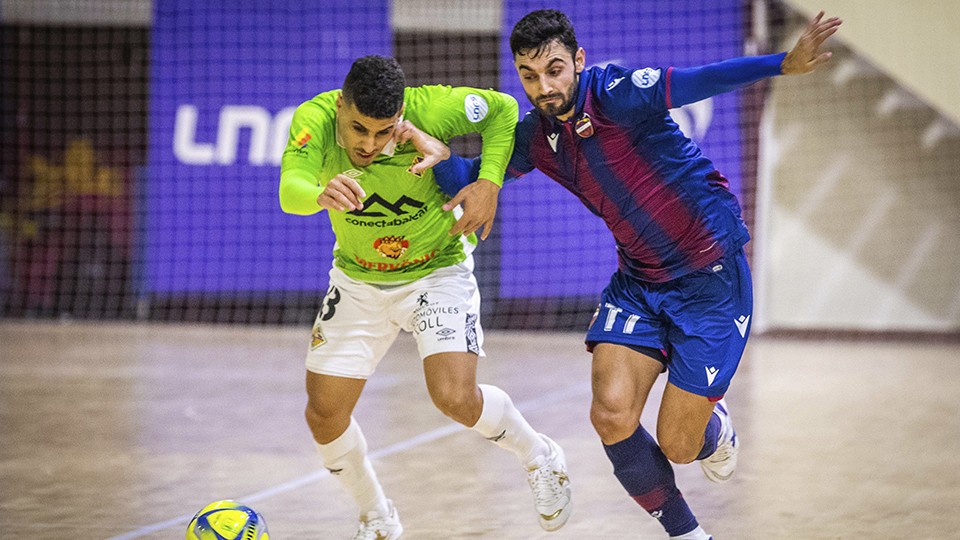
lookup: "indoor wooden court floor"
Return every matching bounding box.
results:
[1,321,959,539]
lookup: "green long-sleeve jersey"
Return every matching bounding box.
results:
[279,85,518,284]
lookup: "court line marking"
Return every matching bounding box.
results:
[107,382,590,539]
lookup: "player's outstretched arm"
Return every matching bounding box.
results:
[660,11,840,110]
[781,11,842,75]
[395,120,451,175]
[392,118,500,240]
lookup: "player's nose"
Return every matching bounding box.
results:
[536,75,553,94]
[359,135,377,153]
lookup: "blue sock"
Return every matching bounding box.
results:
[603,424,699,536]
[695,412,721,460]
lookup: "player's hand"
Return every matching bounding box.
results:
[443,178,500,240]
[395,120,451,175]
[781,11,842,75]
[317,173,366,212]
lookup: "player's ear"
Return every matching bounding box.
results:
[336,94,344,111]
[397,102,406,122]
[575,47,586,74]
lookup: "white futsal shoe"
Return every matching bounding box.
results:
[352,500,403,540]
[526,434,572,531]
[670,525,714,540]
[700,399,739,483]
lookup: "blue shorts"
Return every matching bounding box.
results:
[585,249,753,399]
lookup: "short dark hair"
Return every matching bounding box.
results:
[342,55,406,119]
[509,9,578,59]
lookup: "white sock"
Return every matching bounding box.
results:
[471,384,549,469]
[315,417,389,518]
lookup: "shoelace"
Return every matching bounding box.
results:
[707,434,736,463]
[352,517,392,540]
[528,465,564,507]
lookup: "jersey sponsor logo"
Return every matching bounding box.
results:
[575,113,594,138]
[294,127,311,148]
[343,205,427,228]
[349,193,424,217]
[174,104,295,166]
[407,155,424,177]
[705,366,719,386]
[342,168,364,179]
[631,67,661,89]
[547,132,559,153]
[412,290,459,336]
[373,235,410,259]
[353,250,437,272]
[464,94,489,123]
[416,305,460,317]
[734,315,750,338]
[413,293,460,319]
[416,316,445,334]
[606,76,625,91]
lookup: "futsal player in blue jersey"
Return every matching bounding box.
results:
[434,9,841,539]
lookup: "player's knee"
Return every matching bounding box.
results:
[657,430,700,464]
[590,399,637,442]
[430,385,481,425]
[304,399,344,430]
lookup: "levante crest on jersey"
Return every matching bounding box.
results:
[575,113,594,138]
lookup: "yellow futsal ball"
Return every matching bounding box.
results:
[186,500,269,540]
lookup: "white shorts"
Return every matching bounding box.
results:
[305,260,485,378]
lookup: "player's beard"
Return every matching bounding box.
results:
[530,76,578,118]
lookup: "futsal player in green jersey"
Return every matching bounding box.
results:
[279,55,571,539]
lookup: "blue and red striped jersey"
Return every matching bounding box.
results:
[435,53,785,282]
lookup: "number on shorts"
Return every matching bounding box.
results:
[603,303,622,331]
[320,286,341,321]
[603,303,639,334]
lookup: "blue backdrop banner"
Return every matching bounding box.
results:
[146,0,390,293]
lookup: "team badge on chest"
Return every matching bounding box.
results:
[407,155,424,177]
[374,235,409,259]
[575,113,594,138]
